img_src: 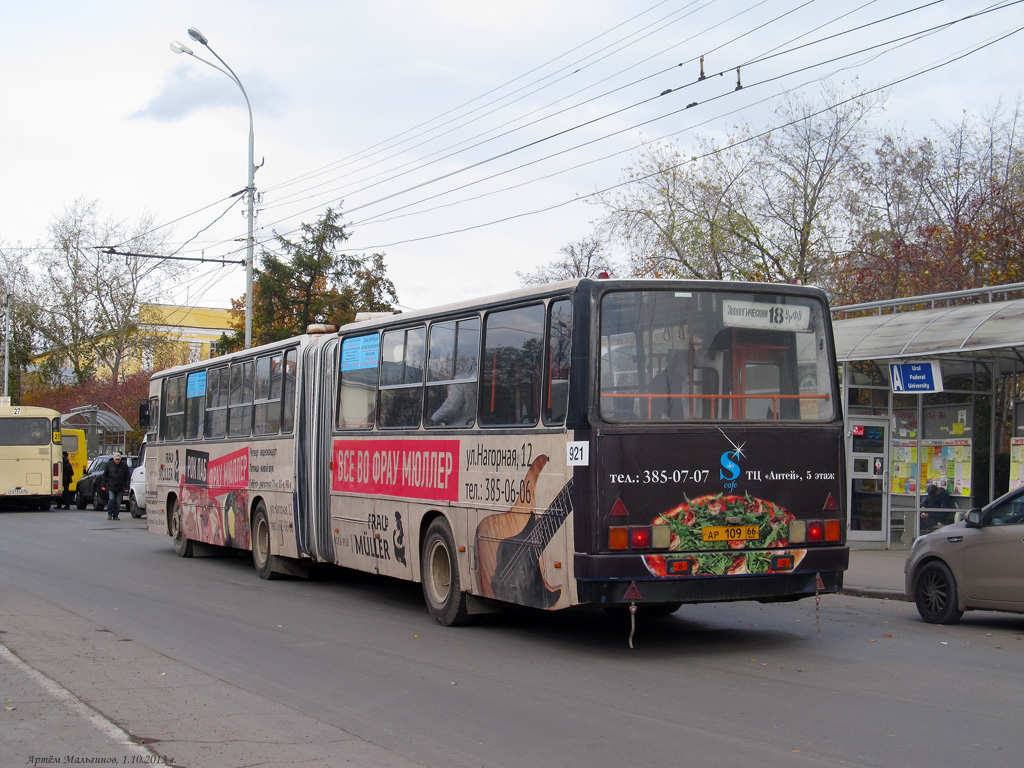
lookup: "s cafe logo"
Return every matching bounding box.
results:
[718,428,746,493]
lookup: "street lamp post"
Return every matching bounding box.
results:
[171,28,256,349]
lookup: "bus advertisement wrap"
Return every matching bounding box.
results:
[332,438,460,502]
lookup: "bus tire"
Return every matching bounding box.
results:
[251,503,278,580]
[421,517,472,627]
[170,499,193,558]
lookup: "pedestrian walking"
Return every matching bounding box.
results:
[101,451,130,521]
[59,451,74,509]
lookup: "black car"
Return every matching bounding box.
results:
[75,454,136,511]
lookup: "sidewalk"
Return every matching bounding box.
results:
[842,546,910,601]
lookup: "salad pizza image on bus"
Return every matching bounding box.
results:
[145,278,847,625]
[1,405,63,510]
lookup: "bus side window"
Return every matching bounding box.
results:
[543,299,572,425]
[378,327,425,429]
[281,349,297,433]
[338,334,380,429]
[426,317,479,428]
[480,304,544,427]
[205,367,228,438]
[228,360,254,437]
[254,352,283,435]
[164,376,185,441]
[184,370,207,439]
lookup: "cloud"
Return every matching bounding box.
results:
[132,67,283,121]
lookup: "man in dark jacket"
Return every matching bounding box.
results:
[101,451,130,521]
[60,451,74,509]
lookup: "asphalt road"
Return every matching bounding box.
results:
[2,508,1022,768]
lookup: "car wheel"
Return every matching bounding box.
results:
[914,560,964,624]
[93,492,105,512]
[75,491,87,510]
[129,492,143,519]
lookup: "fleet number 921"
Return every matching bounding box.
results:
[607,469,711,484]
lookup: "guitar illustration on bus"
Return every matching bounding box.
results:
[475,454,574,609]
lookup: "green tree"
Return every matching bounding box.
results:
[224,207,398,350]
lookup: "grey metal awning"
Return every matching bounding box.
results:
[832,297,1024,373]
[61,409,132,432]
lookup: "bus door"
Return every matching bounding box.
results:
[61,428,87,491]
[847,419,889,542]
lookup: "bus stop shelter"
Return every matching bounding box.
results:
[61,405,132,458]
[831,284,1024,548]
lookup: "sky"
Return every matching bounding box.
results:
[2,0,1024,315]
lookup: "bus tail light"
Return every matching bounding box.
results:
[807,521,824,542]
[789,519,842,544]
[824,519,841,541]
[609,526,629,550]
[630,526,651,549]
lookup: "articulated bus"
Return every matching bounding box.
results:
[0,405,63,510]
[145,278,848,625]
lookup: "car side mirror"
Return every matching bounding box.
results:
[965,508,983,528]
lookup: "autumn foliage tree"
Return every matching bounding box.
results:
[841,100,1024,303]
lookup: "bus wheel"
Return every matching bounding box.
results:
[421,517,471,626]
[251,503,277,580]
[170,499,193,558]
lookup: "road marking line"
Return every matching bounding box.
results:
[0,643,159,758]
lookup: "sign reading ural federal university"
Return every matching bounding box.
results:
[889,361,943,393]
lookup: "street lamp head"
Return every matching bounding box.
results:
[187,27,209,46]
[169,41,193,56]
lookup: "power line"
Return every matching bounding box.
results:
[345,24,1024,251]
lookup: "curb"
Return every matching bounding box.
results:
[840,586,909,602]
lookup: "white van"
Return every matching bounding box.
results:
[129,438,148,518]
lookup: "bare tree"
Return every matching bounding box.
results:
[600,84,886,291]
[516,235,617,285]
[30,199,180,385]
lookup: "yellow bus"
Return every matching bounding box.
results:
[0,405,63,510]
[61,427,88,492]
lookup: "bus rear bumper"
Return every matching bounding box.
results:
[574,547,848,606]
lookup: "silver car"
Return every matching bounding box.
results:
[905,487,1024,623]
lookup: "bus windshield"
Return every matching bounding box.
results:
[599,289,835,422]
[0,417,52,445]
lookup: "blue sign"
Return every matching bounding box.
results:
[889,362,943,393]
[186,371,207,398]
